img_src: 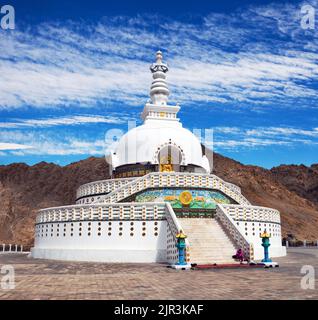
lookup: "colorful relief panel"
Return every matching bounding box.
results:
[134,189,234,209]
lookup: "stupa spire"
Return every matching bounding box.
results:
[149,51,170,105]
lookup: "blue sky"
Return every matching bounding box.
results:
[0,0,317,168]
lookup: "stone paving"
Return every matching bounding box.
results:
[0,248,317,300]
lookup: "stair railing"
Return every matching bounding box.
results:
[0,244,29,253]
[76,177,135,200]
[165,203,191,264]
[216,204,254,261]
[96,173,151,204]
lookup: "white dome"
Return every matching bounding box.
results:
[110,119,210,173]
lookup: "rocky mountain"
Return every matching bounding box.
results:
[0,153,317,245]
[0,158,110,245]
[208,151,318,240]
[270,164,318,207]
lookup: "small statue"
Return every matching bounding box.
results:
[160,155,173,172]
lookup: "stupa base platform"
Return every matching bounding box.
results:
[31,247,167,263]
[192,263,264,269]
[168,264,192,270]
[259,261,279,268]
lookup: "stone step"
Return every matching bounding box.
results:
[188,239,232,244]
[187,235,231,238]
[179,217,237,264]
[189,247,234,251]
[184,234,229,237]
[190,252,234,256]
[190,248,234,251]
[190,253,235,256]
[190,258,235,262]
[190,256,234,259]
[191,258,235,261]
[190,247,234,249]
[190,257,234,261]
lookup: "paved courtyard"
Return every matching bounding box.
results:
[0,248,317,300]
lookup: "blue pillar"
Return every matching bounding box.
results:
[261,230,272,263]
[176,231,187,265]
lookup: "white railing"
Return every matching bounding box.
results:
[36,202,167,224]
[225,182,241,194]
[76,177,135,199]
[165,203,190,264]
[0,244,26,253]
[218,204,281,224]
[216,204,254,261]
[97,172,250,206]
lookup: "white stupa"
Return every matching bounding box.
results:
[31,52,286,264]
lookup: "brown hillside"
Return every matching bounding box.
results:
[0,153,317,245]
[270,164,318,207]
[0,158,109,245]
[208,151,318,240]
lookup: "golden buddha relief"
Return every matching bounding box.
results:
[160,155,174,172]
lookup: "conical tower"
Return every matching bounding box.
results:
[149,51,170,105]
[141,51,180,123]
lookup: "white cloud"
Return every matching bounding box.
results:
[212,126,318,150]
[0,130,110,156]
[0,2,317,110]
[214,138,292,149]
[1,124,317,156]
[246,127,318,137]
[0,2,317,161]
[0,114,131,128]
[0,143,33,150]
[213,127,242,134]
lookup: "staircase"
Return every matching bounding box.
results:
[179,218,238,265]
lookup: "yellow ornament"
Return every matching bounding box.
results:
[159,155,174,172]
[160,163,173,172]
[260,230,271,238]
[179,191,193,206]
[176,231,187,239]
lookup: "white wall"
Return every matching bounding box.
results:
[32,215,286,263]
[235,220,286,260]
[32,220,167,263]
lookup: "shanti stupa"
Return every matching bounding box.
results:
[31,51,286,264]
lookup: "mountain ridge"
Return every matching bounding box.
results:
[0,153,317,245]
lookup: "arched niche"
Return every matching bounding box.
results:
[157,145,183,172]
